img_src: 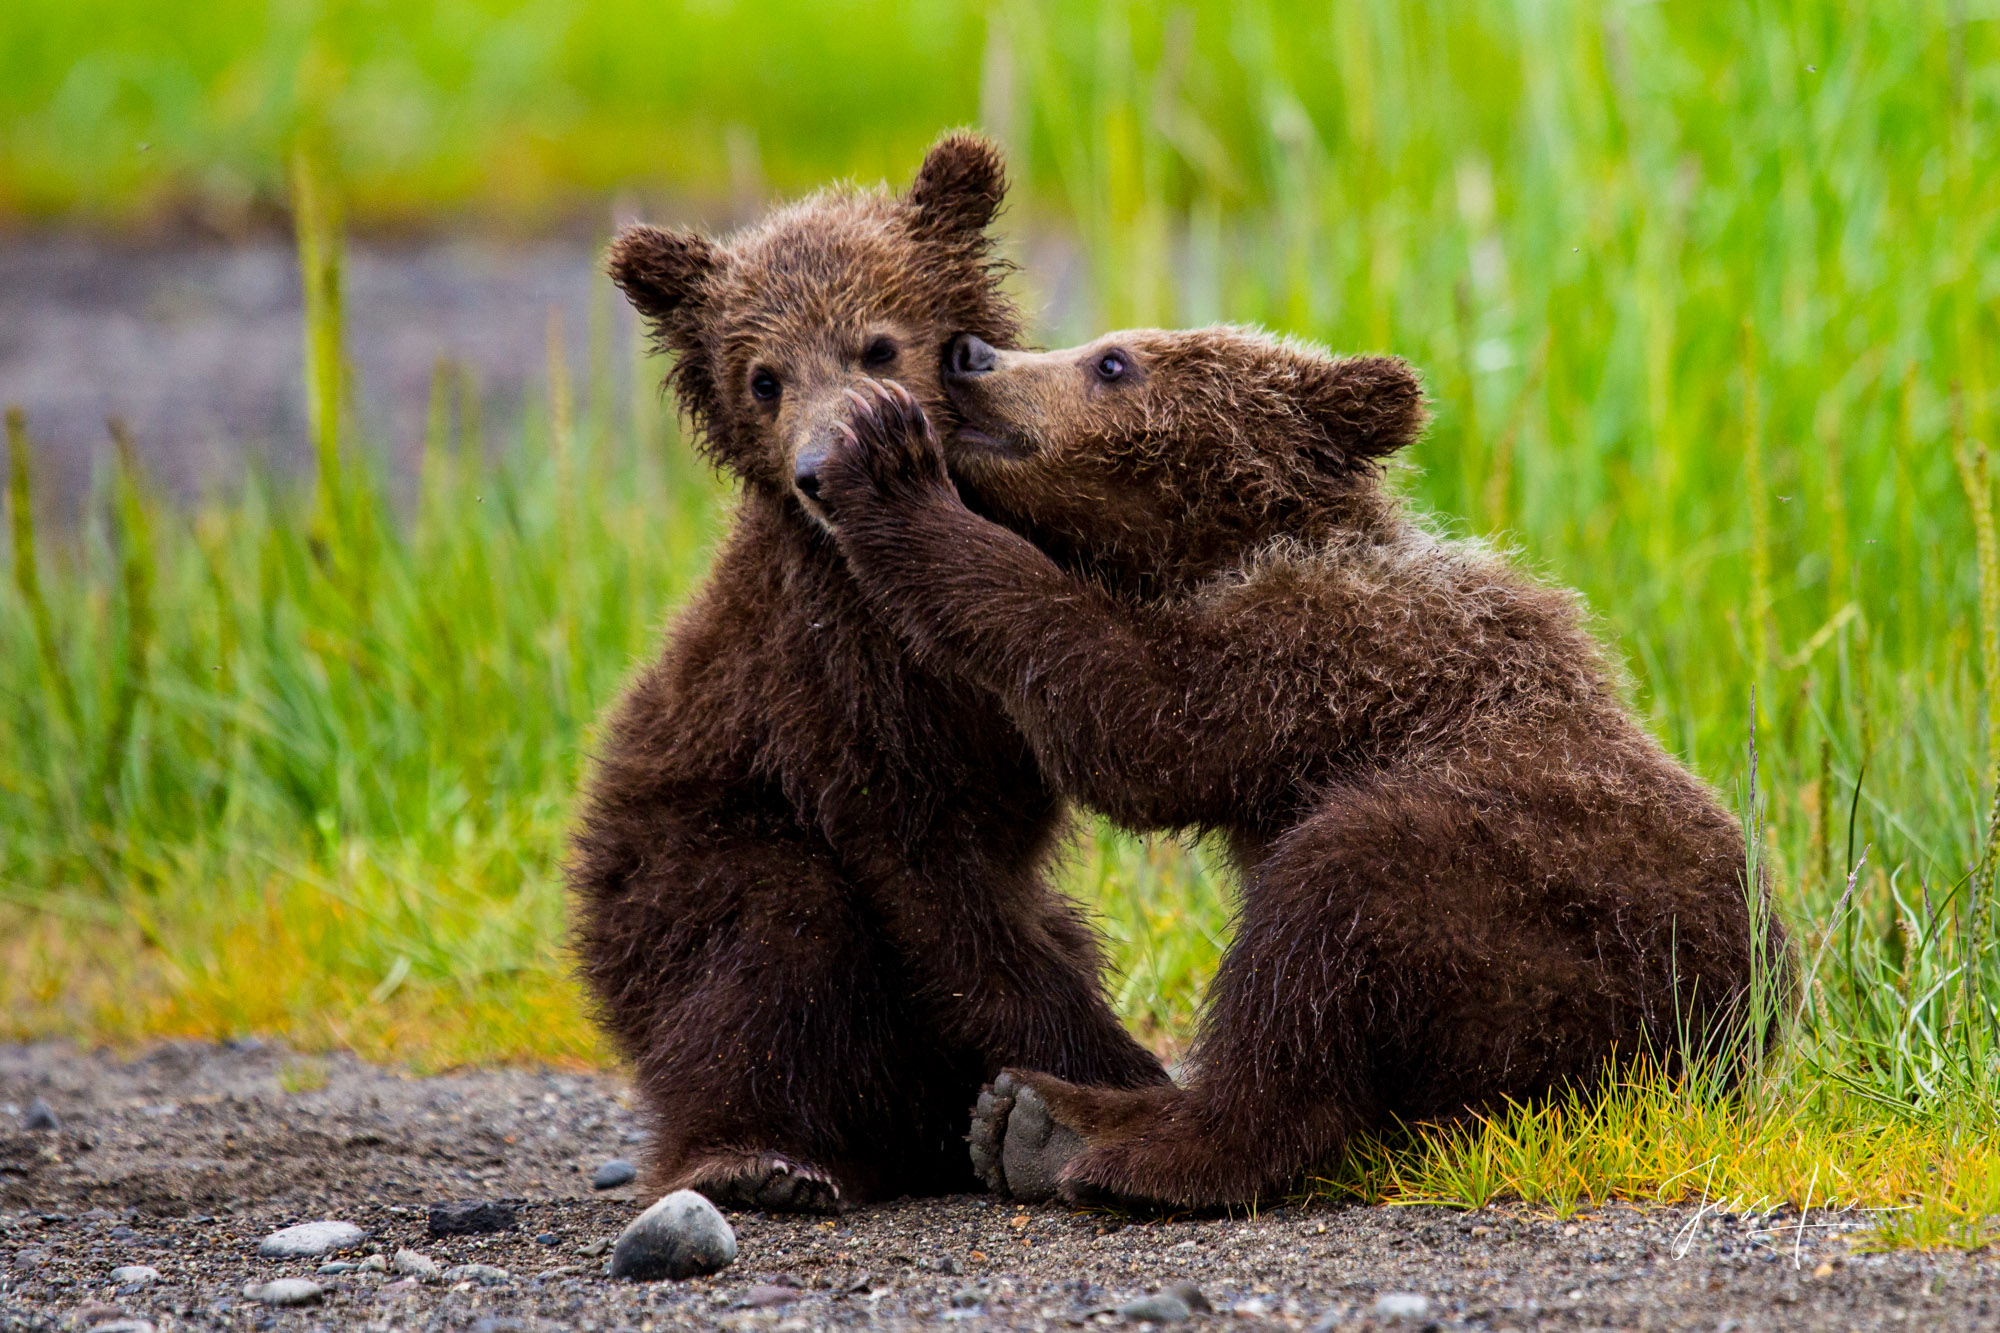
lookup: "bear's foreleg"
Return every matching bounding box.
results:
[821,381,1324,831]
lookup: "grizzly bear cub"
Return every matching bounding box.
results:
[816,328,1788,1209]
[570,136,1164,1214]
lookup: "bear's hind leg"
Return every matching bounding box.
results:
[580,817,978,1211]
[974,769,1695,1210]
[973,1064,1354,1209]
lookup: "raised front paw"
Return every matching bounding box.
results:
[966,1070,1088,1202]
[820,377,954,516]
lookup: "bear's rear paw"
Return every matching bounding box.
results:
[967,1070,1087,1202]
[676,1151,845,1215]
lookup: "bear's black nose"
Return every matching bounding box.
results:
[946,333,998,378]
[794,447,826,500]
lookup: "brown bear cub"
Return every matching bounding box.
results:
[817,328,1788,1209]
[571,136,1165,1214]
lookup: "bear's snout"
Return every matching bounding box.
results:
[945,333,998,380]
[793,444,827,500]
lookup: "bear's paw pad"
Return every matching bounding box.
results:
[967,1072,1086,1202]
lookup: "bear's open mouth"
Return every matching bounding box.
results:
[944,421,1033,466]
[951,426,1014,453]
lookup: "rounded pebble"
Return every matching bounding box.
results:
[23,1097,60,1131]
[1118,1292,1193,1323]
[256,1220,365,1258]
[392,1250,441,1281]
[608,1190,737,1281]
[443,1262,512,1285]
[243,1278,323,1306]
[87,1321,156,1333]
[428,1199,516,1236]
[109,1264,161,1286]
[535,1231,559,1245]
[1165,1281,1212,1313]
[359,1253,389,1272]
[591,1158,638,1190]
[1374,1292,1432,1320]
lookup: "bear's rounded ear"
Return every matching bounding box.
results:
[905,131,1008,239]
[1298,354,1428,469]
[607,224,721,328]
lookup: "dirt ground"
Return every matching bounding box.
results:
[2,1042,1995,1332]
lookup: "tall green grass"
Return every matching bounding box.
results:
[0,0,987,224]
[5,0,2000,1234]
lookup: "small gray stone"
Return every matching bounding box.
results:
[428,1199,516,1236]
[243,1278,323,1306]
[608,1190,737,1281]
[256,1221,364,1258]
[746,1282,802,1308]
[577,1237,612,1258]
[1119,1292,1192,1323]
[949,1287,984,1309]
[1374,1292,1432,1320]
[87,1321,156,1333]
[392,1249,441,1281]
[1165,1281,1212,1313]
[443,1263,512,1285]
[358,1253,389,1272]
[316,1261,357,1274]
[592,1158,637,1190]
[23,1098,59,1131]
[109,1265,160,1286]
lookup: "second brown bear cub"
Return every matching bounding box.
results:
[818,329,1787,1208]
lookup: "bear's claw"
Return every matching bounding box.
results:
[833,377,949,501]
[966,1070,1088,1202]
[967,1079,1014,1193]
[679,1150,845,1215]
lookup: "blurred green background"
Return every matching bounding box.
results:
[5,0,2000,1225]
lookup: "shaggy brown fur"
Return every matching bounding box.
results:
[570,137,1165,1214]
[816,330,1789,1209]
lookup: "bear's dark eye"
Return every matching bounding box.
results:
[1094,351,1129,383]
[750,369,781,402]
[862,336,899,368]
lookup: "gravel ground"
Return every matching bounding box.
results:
[2,1042,1996,1331]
